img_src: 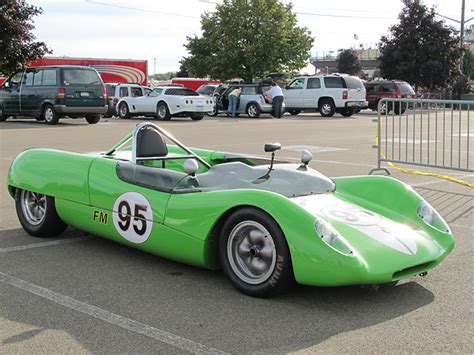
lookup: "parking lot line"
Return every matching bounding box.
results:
[0,271,228,355]
[0,237,91,253]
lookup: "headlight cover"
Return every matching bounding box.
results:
[417,201,450,233]
[315,219,354,256]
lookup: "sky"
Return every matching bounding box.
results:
[28,0,469,75]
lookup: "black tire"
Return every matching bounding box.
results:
[42,104,59,125]
[208,105,219,117]
[393,103,406,115]
[1,108,9,121]
[85,114,101,124]
[191,113,204,121]
[340,108,355,117]
[219,207,294,297]
[118,102,130,119]
[319,99,336,117]
[288,109,301,116]
[15,189,67,238]
[157,102,171,120]
[246,103,261,118]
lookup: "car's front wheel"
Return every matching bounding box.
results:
[0,108,8,121]
[157,102,171,120]
[219,207,293,297]
[118,102,130,119]
[15,189,67,238]
[85,114,101,124]
[246,103,261,118]
[42,104,59,125]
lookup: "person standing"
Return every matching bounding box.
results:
[227,87,241,117]
[267,82,284,118]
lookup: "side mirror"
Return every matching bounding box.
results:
[285,85,290,90]
[183,159,199,176]
[264,143,281,152]
[298,150,313,170]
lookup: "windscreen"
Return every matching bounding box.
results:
[197,86,215,96]
[399,83,415,94]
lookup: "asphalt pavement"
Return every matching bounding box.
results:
[0,112,472,354]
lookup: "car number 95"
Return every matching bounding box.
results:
[113,192,153,243]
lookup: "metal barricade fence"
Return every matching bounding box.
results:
[370,98,473,175]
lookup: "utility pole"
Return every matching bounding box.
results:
[153,57,156,75]
[461,0,466,48]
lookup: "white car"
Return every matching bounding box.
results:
[283,74,368,117]
[117,86,214,121]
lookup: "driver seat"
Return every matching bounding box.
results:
[135,126,168,166]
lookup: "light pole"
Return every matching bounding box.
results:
[153,57,156,75]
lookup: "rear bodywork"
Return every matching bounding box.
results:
[7,130,454,287]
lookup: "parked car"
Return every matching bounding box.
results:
[0,65,107,124]
[365,80,416,114]
[8,122,454,296]
[283,74,368,117]
[104,83,152,117]
[196,84,220,97]
[210,83,284,118]
[117,86,214,121]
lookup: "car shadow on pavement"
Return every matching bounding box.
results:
[0,228,435,353]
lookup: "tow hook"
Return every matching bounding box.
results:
[419,271,428,277]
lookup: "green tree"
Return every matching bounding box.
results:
[336,49,362,75]
[184,0,313,82]
[176,57,190,78]
[378,0,463,91]
[0,0,51,75]
[462,49,474,79]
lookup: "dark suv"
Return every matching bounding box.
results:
[365,80,416,114]
[0,65,107,124]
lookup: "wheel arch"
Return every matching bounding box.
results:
[317,96,335,108]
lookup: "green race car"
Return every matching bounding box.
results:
[7,123,454,297]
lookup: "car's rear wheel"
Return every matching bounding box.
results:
[287,109,301,116]
[319,99,336,117]
[340,108,355,117]
[246,103,261,118]
[42,104,59,125]
[85,114,101,124]
[15,189,67,238]
[219,207,293,297]
[377,100,392,115]
[157,102,171,120]
[190,113,204,120]
[0,108,8,121]
[118,102,130,119]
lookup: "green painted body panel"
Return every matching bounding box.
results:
[7,145,455,287]
[7,149,94,205]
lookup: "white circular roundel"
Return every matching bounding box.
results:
[321,205,380,226]
[112,192,153,244]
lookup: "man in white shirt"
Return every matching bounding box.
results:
[266,82,284,118]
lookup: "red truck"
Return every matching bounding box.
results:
[171,78,221,91]
[0,57,148,86]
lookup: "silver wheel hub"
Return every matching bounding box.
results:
[44,108,54,121]
[158,105,166,118]
[248,105,257,117]
[321,104,331,114]
[227,221,276,284]
[21,190,47,226]
[120,104,127,116]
